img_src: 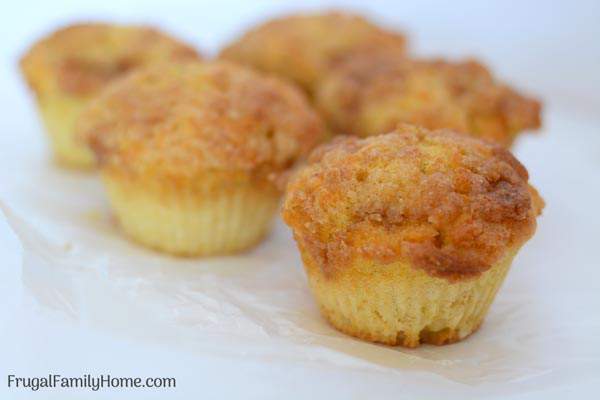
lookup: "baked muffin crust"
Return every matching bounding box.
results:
[78,61,326,184]
[219,11,406,93]
[316,53,541,146]
[282,125,543,280]
[20,23,199,98]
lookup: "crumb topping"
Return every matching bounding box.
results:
[219,11,406,93]
[20,23,199,97]
[78,61,326,183]
[316,53,541,146]
[282,125,543,280]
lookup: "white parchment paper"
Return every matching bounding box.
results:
[1,106,599,396]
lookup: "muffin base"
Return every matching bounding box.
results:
[103,173,280,256]
[39,95,95,168]
[301,248,515,347]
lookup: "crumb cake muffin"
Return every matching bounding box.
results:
[219,12,406,95]
[78,61,325,256]
[20,23,200,168]
[282,125,543,347]
[316,53,541,147]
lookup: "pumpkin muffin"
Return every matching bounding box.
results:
[20,23,200,168]
[316,52,541,147]
[219,11,406,95]
[78,61,326,256]
[282,125,543,347]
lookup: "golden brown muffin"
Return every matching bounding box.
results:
[20,23,200,168]
[219,11,406,95]
[316,52,541,147]
[78,61,326,256]
[282,125,543,347]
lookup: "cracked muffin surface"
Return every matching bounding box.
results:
[282,125,543,280]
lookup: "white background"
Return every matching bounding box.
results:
[1,1,599,399]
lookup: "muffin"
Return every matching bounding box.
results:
[20,23,200,168]
[316,52,541,147]
[77,61,326,256]
[219,11,406,95]
[282,125,543,347]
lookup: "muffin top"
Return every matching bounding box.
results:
[282,125,543,280]
[78,61,326,184]
[20,23,200,98]
[219,11,406,94]
[316,53,541,147]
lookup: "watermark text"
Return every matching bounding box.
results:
[7,374,176,391]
